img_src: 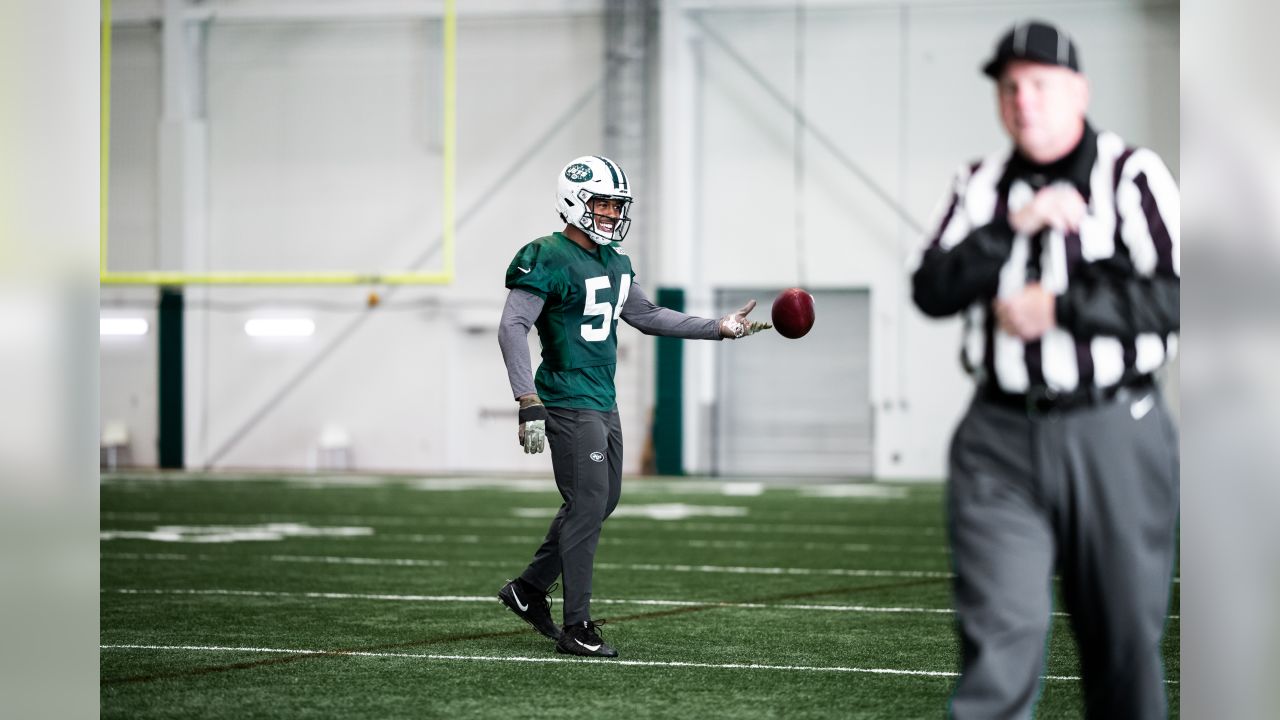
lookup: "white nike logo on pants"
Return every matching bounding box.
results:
[1130,394,1155,420]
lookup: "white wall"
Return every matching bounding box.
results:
[101,0,1178,479]
[101,23,163,467]
[103,10,616,473]
[661,0,1179,479]
[106,25,162,272]
[99,288,160,467]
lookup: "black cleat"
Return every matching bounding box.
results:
[498,579,561,641]
[555,619,618,658]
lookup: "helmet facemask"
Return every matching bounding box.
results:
[577,190,632,245]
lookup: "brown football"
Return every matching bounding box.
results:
[771,288,815,339]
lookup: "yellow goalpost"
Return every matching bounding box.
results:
[99,0,457,286]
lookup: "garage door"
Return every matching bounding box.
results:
[713,288,872,477]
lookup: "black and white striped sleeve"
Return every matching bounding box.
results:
[1055,149,1180,339]
[911,164,1015,318]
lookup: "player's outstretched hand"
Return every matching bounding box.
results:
[719,299,773,339]
[517,395,547,453]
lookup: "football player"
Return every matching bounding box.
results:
[496,155,769,657]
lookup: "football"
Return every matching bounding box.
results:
[771,288,815,339]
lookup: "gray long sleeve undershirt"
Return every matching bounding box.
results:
[498,289,545,400]
[498,283,721,400]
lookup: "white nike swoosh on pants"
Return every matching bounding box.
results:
[1130,394,1155,420]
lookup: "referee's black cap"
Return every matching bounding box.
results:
[982,20,1082,79]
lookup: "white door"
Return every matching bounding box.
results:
[714,288,872,477]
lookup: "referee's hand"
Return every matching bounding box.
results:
[1010,186,1086,235]
[994,283,1056,341]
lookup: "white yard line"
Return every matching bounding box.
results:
[103,588,1179,620]
[101,551,952,579]
[592,561,954,579]
[100,474,928,500]
[98,526,953,554]
[264,554,955,579]
[374,533,952,555]
[106,552,191,561]
[100,511,947,537]
[103,588,960,614]
[99,643,1178,684]
[109,588,494,603]
[101,551,1181,585]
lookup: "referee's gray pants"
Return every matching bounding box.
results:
[519,407,623,626]
[947,388,1179,720]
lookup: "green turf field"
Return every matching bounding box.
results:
[100,473,1179,718]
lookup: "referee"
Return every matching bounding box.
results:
[911,20,1180,719]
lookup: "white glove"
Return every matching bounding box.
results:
[517,395,547,454]
[718,299,772,339]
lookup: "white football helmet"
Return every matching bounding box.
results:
[556,155,633,245]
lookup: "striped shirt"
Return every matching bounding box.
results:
[911,124,1180,394]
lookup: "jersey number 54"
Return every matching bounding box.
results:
[581,274,632,342]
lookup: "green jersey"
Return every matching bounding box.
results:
[505,232,636,411]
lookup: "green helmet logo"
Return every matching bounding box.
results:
[564,163,593,182]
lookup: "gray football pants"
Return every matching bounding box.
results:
[947,389,1179,720]
[518,407,623,626]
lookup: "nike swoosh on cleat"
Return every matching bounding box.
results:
[511,588,528,612]
[575,639,602,652]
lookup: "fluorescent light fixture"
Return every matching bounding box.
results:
[244,318,315,338]
[100,318,149,336]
